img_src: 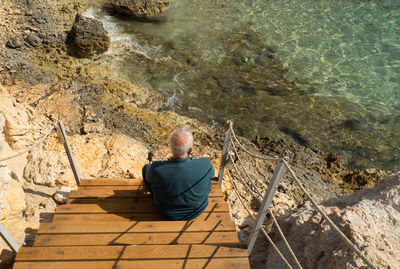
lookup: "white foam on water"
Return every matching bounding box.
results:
[82,7,165,60]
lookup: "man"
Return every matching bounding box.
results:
[142,126,215,220]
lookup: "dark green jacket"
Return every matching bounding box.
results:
[146,157,214,220]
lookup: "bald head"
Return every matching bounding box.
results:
[169,126,194,159]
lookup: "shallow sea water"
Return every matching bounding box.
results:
[86,0,400,170]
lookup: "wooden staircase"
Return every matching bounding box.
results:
[13,179,250,268]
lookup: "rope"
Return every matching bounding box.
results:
[226,125,376,269]
[228,151,303,269]
[228,151,260,199]
[230,139,267,196]
[0,123,56,162]
[282,159,377,269]
[229,124,282,161]
[270,210,303,269]
[226,169,294,269]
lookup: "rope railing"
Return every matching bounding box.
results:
[219,120,377,269]
[0,123,57,162]
[228,151,303,269]
[226,169,294,269]
[0,120,81,254]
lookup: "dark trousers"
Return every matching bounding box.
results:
[142,164,152,193]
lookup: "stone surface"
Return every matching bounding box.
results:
[24,133,148,187]
[53,186,71,204]
[263,168,400,269]
[6,37,23,49]
[69,14,110,57]
[0,165,27,269]
[107,0,169,17]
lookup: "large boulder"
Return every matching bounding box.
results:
[107,0,169,17]
[69,14,110,57]
[264,168,400,269]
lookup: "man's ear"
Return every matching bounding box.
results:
[188,146,193,155]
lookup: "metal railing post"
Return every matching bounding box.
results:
[56,121,81,186]
[0,224,19,253]
[218,120,233,188]
[247,159,286,254]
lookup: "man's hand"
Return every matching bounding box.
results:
[147,152,154,163]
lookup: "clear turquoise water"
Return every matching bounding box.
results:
[86,0,400,170]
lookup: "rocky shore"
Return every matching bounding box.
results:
[0,0,398,268]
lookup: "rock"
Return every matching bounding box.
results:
[69,14,110,57]
[0,165,27,265]
[0,166,26,222]
[106,0,169,17]
[24,133,148,187]
[6,37,23,49]
[25,33,42,47]
[264,169,400,269]
[24,205,35,220]
[342,168,387,191]
[53,186,71,204]
[0,93,50,150]
[0,114,4,151]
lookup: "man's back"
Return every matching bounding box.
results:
[146,157,214,220]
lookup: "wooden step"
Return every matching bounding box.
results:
[79,179,219,187]
[56,198,229,214]
[68,186,223,199]
[14,258,250,269]
[69,184,224,199]
[38,218,236,234]
[79,178,144,186]
[16,244,248,261]
[52,212,231,223]
[33,231,241,247]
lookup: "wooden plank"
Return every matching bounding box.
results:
[69,185,223,199]
[52,212,232,223]
[56,198,229,214]
[79,178,220,187]
[42,216,236,233]
[52,213,165,222]
[16,245,247,261]
[69,187,149,199]
[33,231,240,247]
[13,258,250,269]
[80,178,144,186]
[38,217,236,234]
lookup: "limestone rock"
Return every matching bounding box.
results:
[24,133,148,187]
[69,14,110,57]
[265,168,400,269]
[0,93,50,151]
[107,0,169,17]
[53,186,71,204]
[0,114,4,151]
[0,165,26,266]
[0,166,26,222]
[0,97,30,148]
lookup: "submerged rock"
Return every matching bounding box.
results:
[106,0,169,17]
[69,14,110,57]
